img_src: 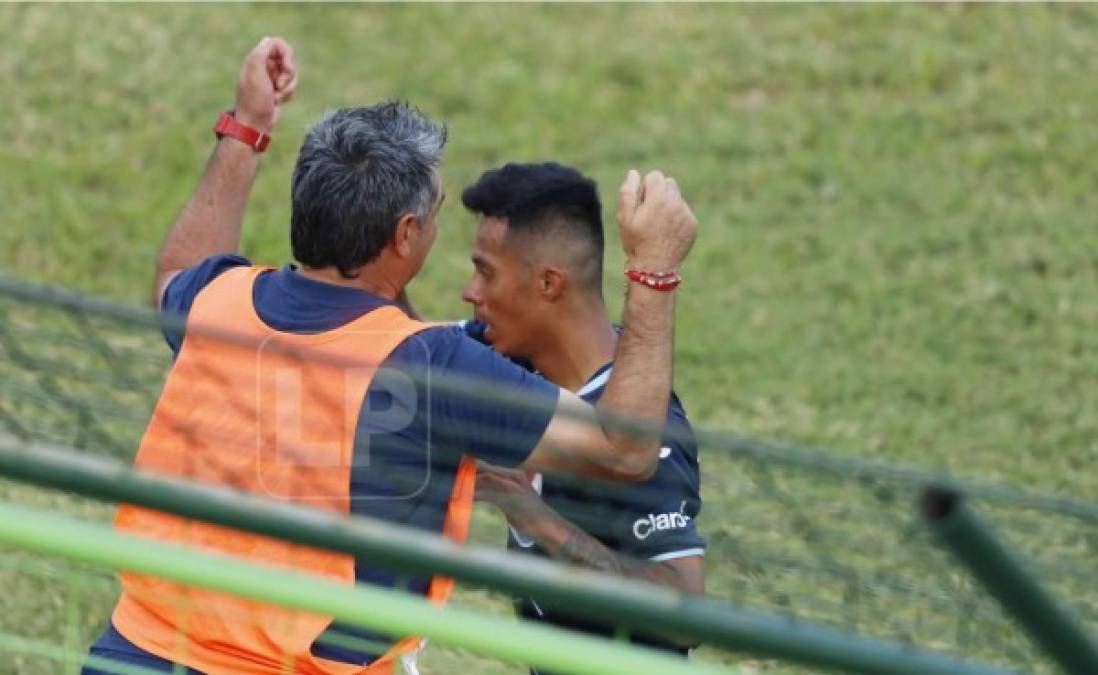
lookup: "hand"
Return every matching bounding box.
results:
[617,169,698,271]
[234,36,298,133]
[475,463,548,529]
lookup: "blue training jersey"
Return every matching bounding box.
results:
[462,320,705,659]
[86,255,560,673]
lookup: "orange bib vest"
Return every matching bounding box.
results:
[112,266,476,674]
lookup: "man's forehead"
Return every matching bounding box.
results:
[475,215,510,247]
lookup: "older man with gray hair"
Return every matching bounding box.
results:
[84,36,697,674]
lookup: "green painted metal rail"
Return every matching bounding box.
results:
[0,501,735,675]
[923,487,1098,675]
[0,435,1013,675]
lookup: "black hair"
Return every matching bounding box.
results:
[461,162,604,292]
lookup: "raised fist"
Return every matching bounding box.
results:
[234,36,298,133]
[617,169,698,272]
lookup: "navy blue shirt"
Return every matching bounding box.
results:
[87,255,560,672]
[463,321,704,661]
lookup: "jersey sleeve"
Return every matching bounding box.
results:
[617,402,706,562]
[390,325,560,468]
[160,253,251,355]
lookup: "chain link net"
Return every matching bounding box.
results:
[0,277,1094,674]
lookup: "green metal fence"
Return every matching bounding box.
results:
[0,435,1015,675]
[0,501,740,675]
[0,273,1094,675]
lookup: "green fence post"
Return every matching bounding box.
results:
[922,487,1098,675]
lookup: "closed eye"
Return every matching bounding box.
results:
[471,255,494,280]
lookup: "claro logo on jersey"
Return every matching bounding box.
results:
[633,501,691,540]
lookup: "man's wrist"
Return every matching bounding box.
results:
[233,109,274,135]
[625,256,681,272]
[530,513,577,556]
[214,135,265,165]
[214,111,271,152]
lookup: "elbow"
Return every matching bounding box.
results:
[608,452,658,482]
[615,437,663,481]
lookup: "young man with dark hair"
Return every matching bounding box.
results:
[461,162,705,665]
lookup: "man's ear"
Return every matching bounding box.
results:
[539,266,567,301]
[391,213,420,258]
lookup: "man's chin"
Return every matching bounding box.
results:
[482,323,499,344]
[484,326,515,356]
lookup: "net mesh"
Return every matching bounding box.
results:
[0,276,1094,674]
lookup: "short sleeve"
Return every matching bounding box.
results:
[388,326,560,468]
[160,253,251,354]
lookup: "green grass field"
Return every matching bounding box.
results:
[3,4,1098,674]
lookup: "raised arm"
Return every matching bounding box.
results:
[521,170,697,481]
[153,37,298,306]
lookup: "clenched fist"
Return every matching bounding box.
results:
[617,169,698,272]
[234,36,298,133]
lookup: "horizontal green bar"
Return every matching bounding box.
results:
[923,488,1098,675]
[0,436,1013,675]
[0,501,734,675]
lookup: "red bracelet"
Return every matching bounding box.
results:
[625,269,683,291]
[213,111,271,152]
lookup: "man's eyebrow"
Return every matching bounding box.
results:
[471,254,490,268]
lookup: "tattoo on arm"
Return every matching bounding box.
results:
[555,524,683,589]
[554,523,703,647]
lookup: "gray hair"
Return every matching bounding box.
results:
[290,102,448,277]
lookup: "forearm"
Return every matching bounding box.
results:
[511,504,702,648]
[522,508,687,591]
[595,283,675,472]
[155,137,261,282]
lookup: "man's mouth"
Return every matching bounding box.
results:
[471,311,498,344]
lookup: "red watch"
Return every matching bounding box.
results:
[213,111,271,152]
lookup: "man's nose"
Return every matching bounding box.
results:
[461,283,477,305]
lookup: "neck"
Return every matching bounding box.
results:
[295,264,403,301]
[530,296,617,393]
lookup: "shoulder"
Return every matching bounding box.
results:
[386,325,551,394]
[380,324,559,468]
[457,319,487,344]
[388,323,492,367]
[159,254,252,356]
[397,323,538,376]
[160,253,252,316]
